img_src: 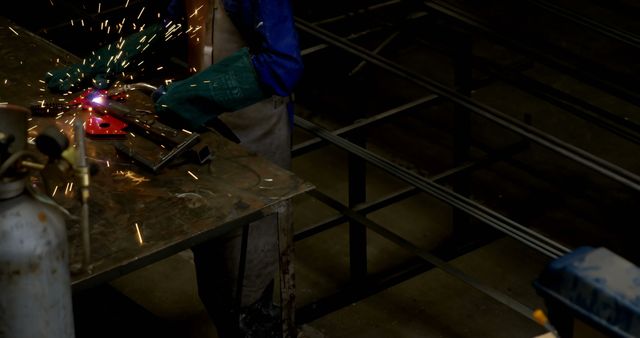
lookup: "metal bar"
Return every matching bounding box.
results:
[473,140,620,224]
[312,0,403,25]
[349,30,401,76]
[302,11,428,57]
[292,95,440,158]
[295,116,569,258]
[589,0,640,20]
[307,188,537,320]
[301,26,387,56]
[294,214,346,242]
[296,229,501,324]
[452,29,473,238]
[348,132,368,280]
[420,0,640,106]
[297,257,432,324]
[474,57,640,145]
[294,140,530,241]
[413,30,640,145]
[294,18,640,193]
[523,0,640,49]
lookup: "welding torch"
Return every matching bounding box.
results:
[74,120,91,273]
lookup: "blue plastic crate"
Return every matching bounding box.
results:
[534,246,640,337]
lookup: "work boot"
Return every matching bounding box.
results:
[238,301,281,337]
[238,281,282,338]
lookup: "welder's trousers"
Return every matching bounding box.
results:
[191,95,291,337]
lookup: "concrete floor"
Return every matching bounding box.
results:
[3,0,638,337]
[73,140,552,338]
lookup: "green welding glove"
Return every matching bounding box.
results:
[154,47,268,131]
[45,23,167,92]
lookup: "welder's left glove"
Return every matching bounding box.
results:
[45,23,167,92]
[154,48,267,131]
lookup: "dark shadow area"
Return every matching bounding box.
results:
[73,285,182,338]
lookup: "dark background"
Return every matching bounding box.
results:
[3,1,640,336]
[4,0,640,285]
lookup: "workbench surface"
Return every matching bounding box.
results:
[0,16,313,291]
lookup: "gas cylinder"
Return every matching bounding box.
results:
[0,104,75,337]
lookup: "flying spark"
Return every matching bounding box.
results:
[137,7,145,20]
[189,5,205,17]
[187,171,199,180]
[135,223,144,245]
[8,27,19,36]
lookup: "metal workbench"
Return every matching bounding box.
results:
[0,16,313,338]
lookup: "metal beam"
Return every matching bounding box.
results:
[295,116,569,258]
[294,139,528,241]
[292,95,440,157]
[307,188,537,320]
[420,0,640,106]
[474,56,640,145]
[523,0,640,49]
[294,17,640,193]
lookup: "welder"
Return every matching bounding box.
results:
[45,0,304,336]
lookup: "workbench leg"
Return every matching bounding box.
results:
[234,223,250,314]
[276,200,296,338]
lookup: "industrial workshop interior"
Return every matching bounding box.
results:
[1,0,640,337]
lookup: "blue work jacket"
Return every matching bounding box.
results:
[168,0,304,97]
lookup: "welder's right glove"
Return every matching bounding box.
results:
[45,23,166,93]
[154,47,268,131]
